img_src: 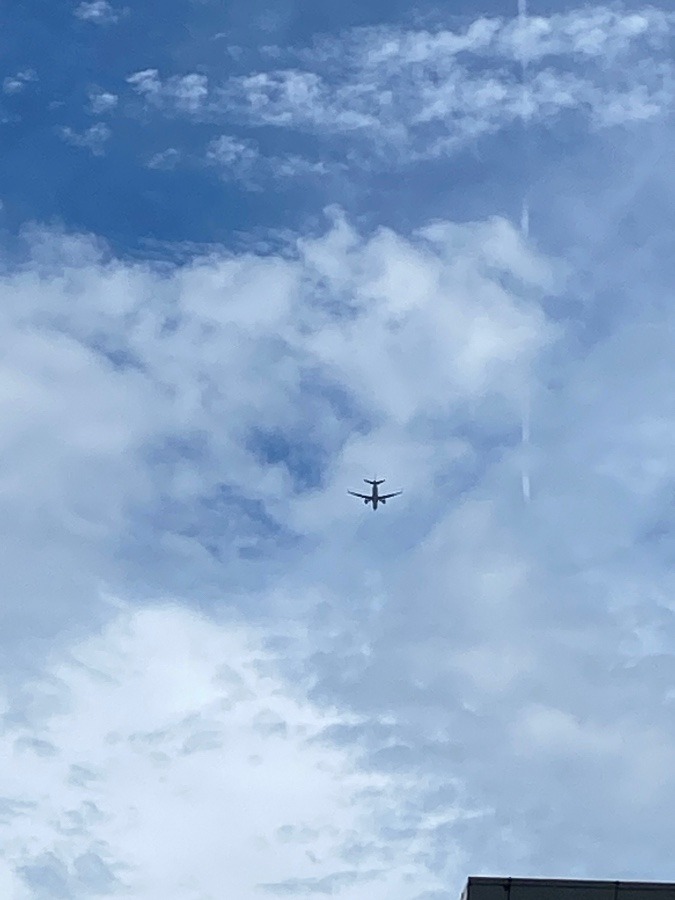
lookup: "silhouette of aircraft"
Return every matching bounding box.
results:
[348,478,402,510]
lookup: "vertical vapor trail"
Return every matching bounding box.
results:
[518,0,531,504]
[521,384,531,503]
[520,200,529,239]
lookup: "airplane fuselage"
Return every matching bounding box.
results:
[364,479,385,510]
[348,478,400,510]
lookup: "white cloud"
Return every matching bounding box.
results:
[126,68,161,99]
[206,133,259,167]
[221,69,383,133]
[309,8,672,69]
[290,214,553,430]
[73,0,121,24]
[170,73,209,113]
[205,134,331,189]
[497,8,672,62]
[120,9,675,172]
[147,147,182,170]
[87,90,118,115]
[273,154,330,179]
[7,61,675,886]
[0,602,449,898]
[2,70,37,95]
[59,122,111,155]
[127,69,208,113]
[0,211,551,651]
[211,9,675,163]
[205,133,261,189]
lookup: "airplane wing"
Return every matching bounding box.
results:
[348,491,371,499]
[379,491,402,500]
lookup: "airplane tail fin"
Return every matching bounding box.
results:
[364,478,385,485]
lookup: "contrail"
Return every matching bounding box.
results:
[521,383,531,503]
[520,198,529,239]
[520,188,531,504]
[518,0,531,504]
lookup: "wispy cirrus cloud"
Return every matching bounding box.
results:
[220,10,674,161]
[205,133,332,190]
[58,122,111,155]
[6,2,675,894]
[124,8,675,169]
[496,7,672,61]
[127,69,209,113]
[147,147,182,170]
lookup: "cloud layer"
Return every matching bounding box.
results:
[0,209,553,894]
[4,2,675,897]
[1,603,448,899]
[123,7,675,171]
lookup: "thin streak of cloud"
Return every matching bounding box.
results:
[205,134,331,190]
[147,147,182,170]
[123,8,675,168]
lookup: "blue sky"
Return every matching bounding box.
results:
[2,0,675,898]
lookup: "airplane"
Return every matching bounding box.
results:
[348,478,402,510]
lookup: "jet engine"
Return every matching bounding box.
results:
[381,498,386,504]
[364,498,368,504]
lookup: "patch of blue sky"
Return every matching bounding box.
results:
[0,796,36,825]
[61,324,147,371]
[141,431,211,470]
[18,855,72,899]
[247,427,325,492]
[118,489,304,604]
[18,849,121,898]
[197,482,288,542]
[0,2,213,244]
[200,0,481,50]
[303,374,373,429]
[145,448,302,531]
[245,369,374,492]
[0,0,623,260]
[0,121,330,258]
